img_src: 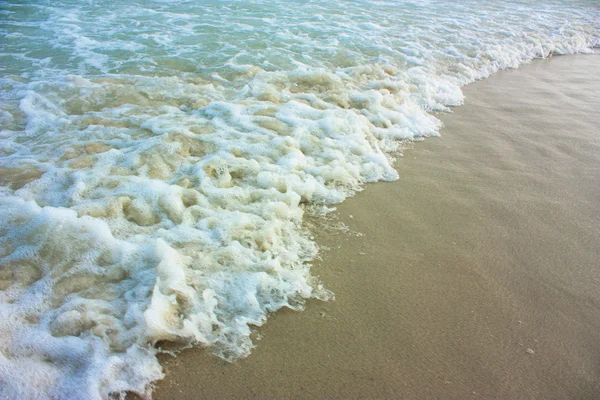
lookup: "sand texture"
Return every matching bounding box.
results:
[152,54,600,399]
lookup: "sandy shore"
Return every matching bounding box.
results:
[151,53,600,399]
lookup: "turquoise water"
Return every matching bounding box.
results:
[0,1,598,398]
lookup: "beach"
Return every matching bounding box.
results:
[153,53,600,399]
[2,2,599,398]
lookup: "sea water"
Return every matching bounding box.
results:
[0,0,598,398]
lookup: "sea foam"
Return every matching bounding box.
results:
[0,0,598,398]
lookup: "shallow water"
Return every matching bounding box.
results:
[0,1,598,398]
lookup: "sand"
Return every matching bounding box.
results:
[151,53,600,399]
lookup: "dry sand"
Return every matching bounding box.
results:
[152,53,600,399]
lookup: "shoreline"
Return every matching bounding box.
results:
[152,53,600,399]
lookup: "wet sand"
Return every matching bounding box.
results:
[152,54,600,399]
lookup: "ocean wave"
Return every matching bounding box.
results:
[0,0,598,398]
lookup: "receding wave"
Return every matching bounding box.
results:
[0,0,598,398]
